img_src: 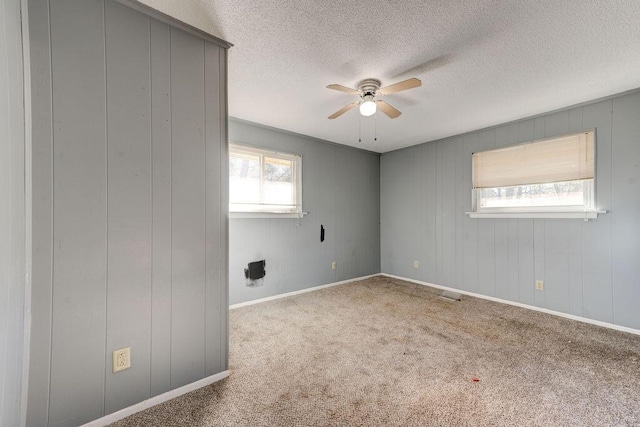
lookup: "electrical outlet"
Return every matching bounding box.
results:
[535,280,544,291]
[113,347,131,373]
[331,261,337,270]
[413,260,419,268]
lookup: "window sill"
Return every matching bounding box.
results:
[466,210,606,219]
[229,212,308,219]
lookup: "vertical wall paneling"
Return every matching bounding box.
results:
[293,143,319,285]
[516,122,536,307]
[368,145,381,278]
[461,134,478,293]
[529,119,545,308]
[507,218,520,302]
[435,140,444,286]
[170,29,206,388]
[543,220,569,312]
[380,146,395,274]
[581,100,613,322]
[27,1,230,424]
[381,146,419,280]
[228,218,266,303]
[228,120,380,305]
[104,1,152,414]
[567,218,583,317]
[403,145,420,280]
[567,107,585,316]
[493,126,515,301]
[611,92,640,329]
[380,89,640,331]
[26,0,53,424]
[0,0,26,425]
[321,145,337,285]
[149,18,172,398]
[441,139,456,287]
[218,48,229,371]
[205,41,223,376]
[541,109,575,314]
[335,149,355,281]
[540,112,569,310]
[333,145,378,281]
[422,143,437,284]
[517,220,535,306]
[296,142,335,287]
[454,138,465,290]
[271,221,297,292]
[48,0,108,424]
[477,129,496,297]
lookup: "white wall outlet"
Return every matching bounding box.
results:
[535,280,544,291]
[113,347,131,373]
[413,260,419,268]
[331,261,337,270]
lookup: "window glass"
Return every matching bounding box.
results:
[229,144,301,214]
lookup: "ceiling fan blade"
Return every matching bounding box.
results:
[376,100,401,119]
[327,84,360,95]
[328,102,359,119]
[378,78,422,95]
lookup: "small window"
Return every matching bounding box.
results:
[229,143,302,214]
[471,130,599,218]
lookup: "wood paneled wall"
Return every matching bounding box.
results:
[381,92,640,330]
[0,0,26,425]
[26,1,229,425]
[229,120,381,305]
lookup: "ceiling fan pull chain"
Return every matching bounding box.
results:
[358,114,362,143]
[374,113,377,142]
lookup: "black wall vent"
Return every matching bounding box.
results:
[245,260,266,280]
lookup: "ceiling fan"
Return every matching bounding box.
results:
[327,77,422,120]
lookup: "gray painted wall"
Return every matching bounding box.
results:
[229,120,380,305]
[26,1,229,426]
[0,0,26,425]
[381,90,640,330]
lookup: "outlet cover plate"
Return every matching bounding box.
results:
[331,261,337,270]
[113,347,131,373]
[535,280,544,291]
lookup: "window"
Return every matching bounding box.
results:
[229,143,302,215]
[470,130,602,218]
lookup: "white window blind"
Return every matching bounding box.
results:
[472,130,594,189]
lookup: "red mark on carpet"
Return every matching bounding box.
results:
[471,378,480,382]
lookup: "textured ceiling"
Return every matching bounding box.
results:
[138,0,640,153]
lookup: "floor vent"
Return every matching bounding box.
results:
[439,290,461,302]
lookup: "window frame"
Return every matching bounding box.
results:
[229,142,304,218]
[468,130,605,219]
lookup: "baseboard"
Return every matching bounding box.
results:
[230,273,380,309]
[382,273,640,337]
[80,370,230,427]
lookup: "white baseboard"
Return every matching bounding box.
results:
[80,370,230,427]
[230,274,380,309]
[382,273,640,337]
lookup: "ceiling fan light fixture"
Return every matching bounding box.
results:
[359,96,377,117]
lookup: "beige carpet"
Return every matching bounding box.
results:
[112,276,640,426]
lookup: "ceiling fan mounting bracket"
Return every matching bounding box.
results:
[357,78,381,96]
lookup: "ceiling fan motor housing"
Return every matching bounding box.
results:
[357,78,381,97]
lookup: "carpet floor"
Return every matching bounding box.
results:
[112,276,640,426]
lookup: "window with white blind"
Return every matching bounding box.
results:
[470,130,603,218]
[229,143,302,216]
